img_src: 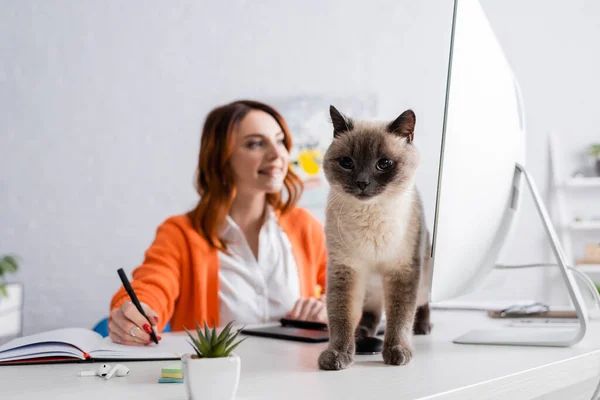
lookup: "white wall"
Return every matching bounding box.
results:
[0,0,453,334]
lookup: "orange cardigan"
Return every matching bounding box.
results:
[110,207,327,332]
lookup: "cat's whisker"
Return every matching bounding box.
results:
[325,191,343,215]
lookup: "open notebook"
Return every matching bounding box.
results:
[0,328,191,365]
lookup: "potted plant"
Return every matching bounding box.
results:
[590,143,600,176]
[0,255,19,300]
[182,321,246,400]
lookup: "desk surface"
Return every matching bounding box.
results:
[2,310,600,400]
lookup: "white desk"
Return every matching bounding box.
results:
[2,310,600,399]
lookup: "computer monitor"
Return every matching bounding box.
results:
[429,0,589,346]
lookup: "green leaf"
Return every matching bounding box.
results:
[195,323,209,347]
[210,322,218,347]
[184,327,201,352]
[0,284,7,298]
[211,333,230,355]
[212,334,230,357]
[183,326,195,341]
[222,337,248,357]
[3,256,19,272]
[224,326,245,348]
[196,324,212,357]
[187,340,202,358]
[185,327,208,357]
[197,335,211,356]
[0,256,18,274]
[216,320,235,343]
[209,322,238,357]
[203,321,211,341]
[201,322,214,356]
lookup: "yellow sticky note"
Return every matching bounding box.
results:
[161,362,183,379]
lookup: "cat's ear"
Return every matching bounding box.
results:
[329,105,354,138]
[387,109,416,143]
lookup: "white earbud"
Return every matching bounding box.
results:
[104,364,130,380]
[78,364,111,377]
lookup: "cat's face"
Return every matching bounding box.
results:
[323,106,419,201]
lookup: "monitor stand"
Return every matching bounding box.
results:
[453,163,588,347]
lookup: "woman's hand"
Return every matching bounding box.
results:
[109,301,162,346]
[285,296,328,323]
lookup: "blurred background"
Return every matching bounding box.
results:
[0,0,598,336]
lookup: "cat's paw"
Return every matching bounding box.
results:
[413,321,432,335]
[382,344,413,366]
[318,348,354,371]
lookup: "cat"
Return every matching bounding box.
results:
[317,105,432,371]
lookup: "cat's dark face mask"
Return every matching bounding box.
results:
[335,155,399,200]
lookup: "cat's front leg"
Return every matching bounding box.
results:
[318,263,364,371]
[382,268,419,366]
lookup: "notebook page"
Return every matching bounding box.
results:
[90,335,192,360]
[0,343,83,361]
[0,328,102,361]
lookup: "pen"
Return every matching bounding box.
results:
[117,268,159,344]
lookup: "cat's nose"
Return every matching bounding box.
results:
[356,180,369,191]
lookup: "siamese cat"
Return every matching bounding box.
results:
[318,106,432,371]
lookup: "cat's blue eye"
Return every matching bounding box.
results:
[339,157,354,169]
[376,158,393,171]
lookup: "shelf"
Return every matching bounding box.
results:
[564,177,600,188]
[569,221,600,231]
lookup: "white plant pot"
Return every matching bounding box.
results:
[181,353,241,400]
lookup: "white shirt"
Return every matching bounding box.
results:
[217,209,300,326]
